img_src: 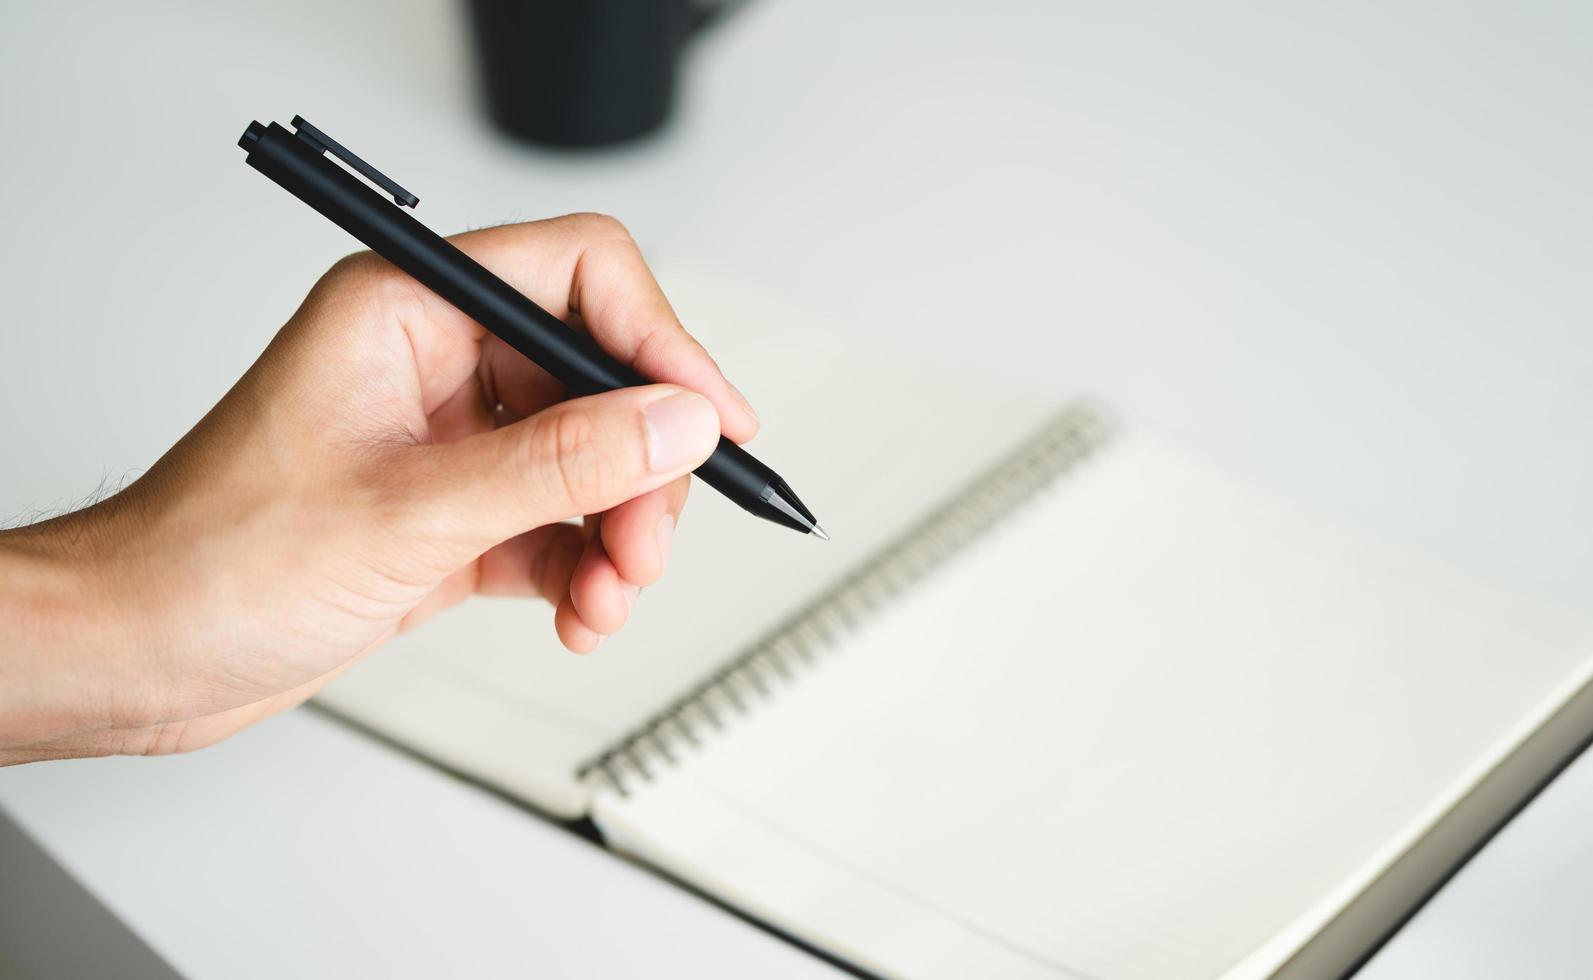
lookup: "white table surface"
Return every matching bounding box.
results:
[2,0,1591,976]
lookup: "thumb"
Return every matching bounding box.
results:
[405,384,720,561]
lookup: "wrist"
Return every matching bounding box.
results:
[0,512,154,760]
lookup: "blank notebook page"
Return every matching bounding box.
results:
[593,436,1593,980]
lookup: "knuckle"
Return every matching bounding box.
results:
[550,406,598,459]
[567,211,632,242]
[306,251,413,324]
[324,250,389,286]
[536,408,607,508]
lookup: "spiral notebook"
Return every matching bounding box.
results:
[318,281,1593,979]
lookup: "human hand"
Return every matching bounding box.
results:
[0,214,758,763]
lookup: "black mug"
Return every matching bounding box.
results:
[468,0,723,148]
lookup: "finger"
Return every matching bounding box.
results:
[531,524,587,606]
[440,216,761,443]
[569,534,637,636]
[600,478,690,587]
[406,384,720,565]
[473,523,587,598]
[394,521,586,634]
[555,595,606,654]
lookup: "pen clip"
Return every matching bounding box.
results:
[290,115,419,209]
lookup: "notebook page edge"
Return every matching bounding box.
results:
[1245,638,1593,979]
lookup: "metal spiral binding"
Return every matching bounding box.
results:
[577,403,1111,797]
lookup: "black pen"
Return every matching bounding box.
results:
[238,116,825,539]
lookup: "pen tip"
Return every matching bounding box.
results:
[812,524,831,541]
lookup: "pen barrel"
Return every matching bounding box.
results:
[697,437,774,505]
[242,122,647,396]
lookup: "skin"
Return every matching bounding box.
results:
[0,214,759,766]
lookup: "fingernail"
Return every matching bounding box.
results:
[656,514,675,568]
[620,582,640,611]
[727,381,759,425]
[644,392,717,473]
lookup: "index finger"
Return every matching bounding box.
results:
[419,214,761,445]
